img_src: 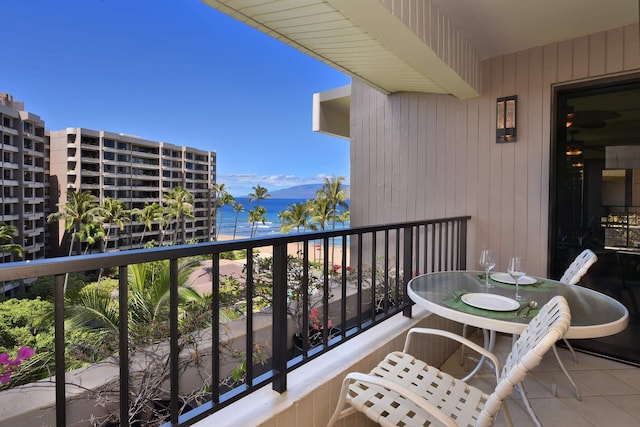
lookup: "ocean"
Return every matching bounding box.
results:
[215,197,349,238]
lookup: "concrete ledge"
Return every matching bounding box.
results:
[194,308,462,427]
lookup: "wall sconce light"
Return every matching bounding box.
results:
[496,95,517,143]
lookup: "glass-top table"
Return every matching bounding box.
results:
[407,270,629,340]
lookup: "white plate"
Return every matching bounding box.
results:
[490,272,537,285]
[461,293,520,311]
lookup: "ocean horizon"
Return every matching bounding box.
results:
[216,197,349,238]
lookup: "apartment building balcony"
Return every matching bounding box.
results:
[0,217,472,426]
[2,196,19,204]
[2,178,19,187]
[2,216,639,427]
[2,143,19,153]
[0,126,19,136]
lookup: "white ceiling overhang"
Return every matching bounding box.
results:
[201,0,481,99]
[201,0,638,99]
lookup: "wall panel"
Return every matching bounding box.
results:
[350,22,640,276]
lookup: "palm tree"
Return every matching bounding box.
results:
[216,191,235,240]
[247,185,270,238]
[95,197,130,283]
[212,183,234,240]
[279,202,314,234]
[65,258,202,344]
[77,222,106,255]
[310,196,333,231]
[100,197,130,252]
[248,185,270,207]
[48,189,101,257]
[279,202,316,255]
[47,189,101,293]
[248,206,267,238]
[131,202,163,248]
[317,176,349,231]
[163,187,195,245]
[231,201,245,239]
[0,222,23,260]
[316,177,349,264]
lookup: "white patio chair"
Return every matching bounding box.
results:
[560,249,598,285]
[553,248,597,400]
[327,296,571,427]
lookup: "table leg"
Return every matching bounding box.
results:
[516,383,542,427]
[460,330,543,427]
[461,329,495,382]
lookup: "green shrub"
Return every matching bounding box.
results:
[219,250,246,260]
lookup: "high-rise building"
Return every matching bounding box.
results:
[48,128,216,254]
[0,93,48,293]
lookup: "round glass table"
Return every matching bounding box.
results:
[408,270,629,339]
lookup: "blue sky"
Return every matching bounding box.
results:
[1,0,351,197]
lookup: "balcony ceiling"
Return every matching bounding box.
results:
[202,0,639,97]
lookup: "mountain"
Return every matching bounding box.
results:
[268,184,323,199]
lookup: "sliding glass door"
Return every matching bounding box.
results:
[551,75,640,365]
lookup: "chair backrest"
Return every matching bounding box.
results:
[478,296,571,426]
[560,249,598,285]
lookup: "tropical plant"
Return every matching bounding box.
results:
[231,201,245,239]
[0,222,23,259]
[316,177,349,264]
[316,176,349,229]
[310,196,332,231]
[47,189,101,256]
[65,258,202,345]
[248,184,271,207]
[354,258,405,315]
[212,183,235,240]
[279,201,315,234]
[163,186,195,246]
[0,297,54,390]
[248,206,267,238]
[249,254,330,341]
[99,197,130,252]
[76,222,106,255]
[279,201,316,255]
[47,189,101,293]
[0,346,35,385]
[131,202,164,248]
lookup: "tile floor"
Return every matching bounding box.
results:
[439,332,640,427]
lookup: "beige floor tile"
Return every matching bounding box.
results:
[446,333,640,427]
[560,396,640,427]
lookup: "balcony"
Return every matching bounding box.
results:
[0,217,470,426]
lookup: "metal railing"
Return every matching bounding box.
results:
[0,216,470,426]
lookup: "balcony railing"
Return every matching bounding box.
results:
[0,216,470,426]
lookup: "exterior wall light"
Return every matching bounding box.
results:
[496,95,517,143]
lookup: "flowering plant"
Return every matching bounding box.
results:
[0,346,35,384]
[309,307,332,331]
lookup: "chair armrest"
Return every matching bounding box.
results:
[344,372,459,427]
[403,327,501,380]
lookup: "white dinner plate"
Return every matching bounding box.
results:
[490,272,537,285]
[461,293,520,311]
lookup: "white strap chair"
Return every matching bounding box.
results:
[327,296,571,427]
[553,248,598,400]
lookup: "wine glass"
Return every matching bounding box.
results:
[478,249,496,288]
[508,256,526,300]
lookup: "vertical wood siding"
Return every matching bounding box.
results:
[350,23,640,276]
